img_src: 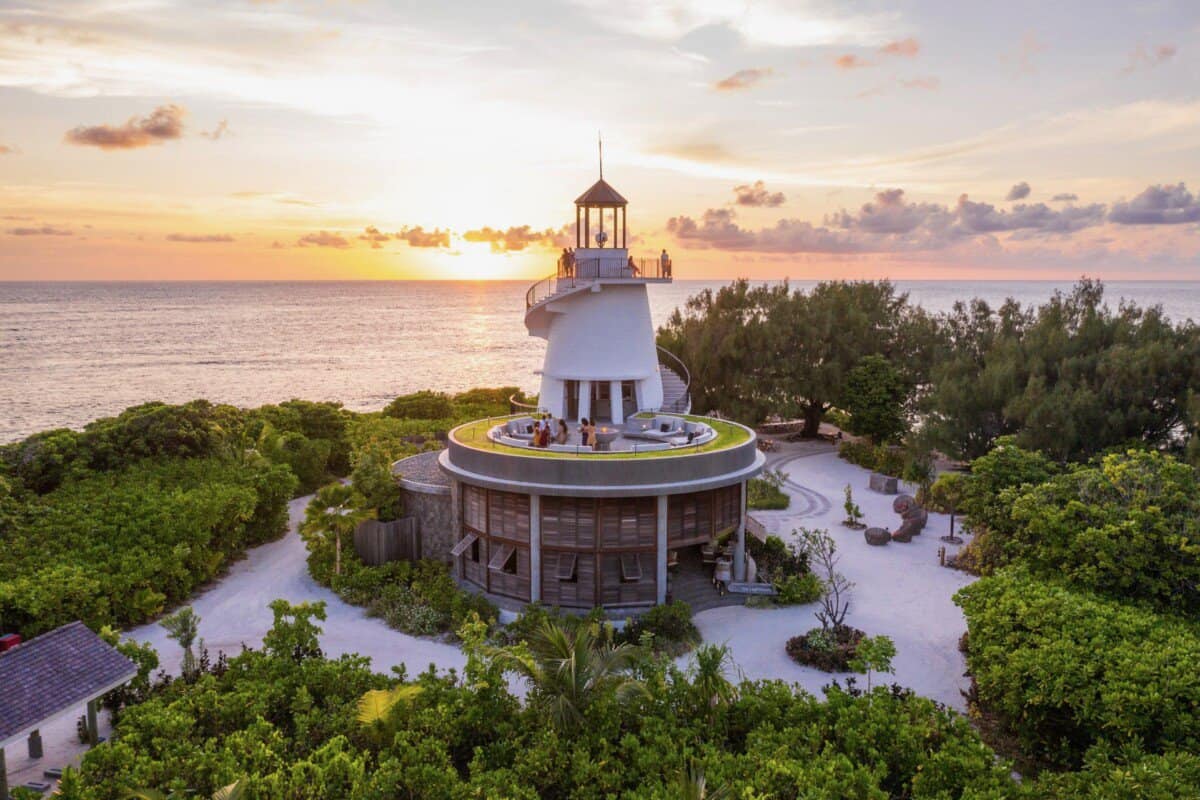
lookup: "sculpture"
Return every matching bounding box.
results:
[890,494,928,542]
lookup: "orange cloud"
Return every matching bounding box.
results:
[834,54,873,70]
[713,68,773,91]
[64,105,187,150]
[166,233,234,243]
[297,230,350,248]
[880,37,920,57]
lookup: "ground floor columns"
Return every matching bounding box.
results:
[28,729,42,759]
[733,480,747,582]
[86,698,99,746]
[609,380,623,425]
[578,380,592,421]
[529,494,541,603]
[656,494,668,604]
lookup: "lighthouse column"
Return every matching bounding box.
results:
[609,380,623,425]
[578,380,592,421]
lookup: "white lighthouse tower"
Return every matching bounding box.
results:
[524,153,683,424]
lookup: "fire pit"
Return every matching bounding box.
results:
[592,426,620,451]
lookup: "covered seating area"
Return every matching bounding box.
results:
[0,621,138,798]
[489,415,717,454]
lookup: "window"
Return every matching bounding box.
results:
[619,553,642,583]
[555,552,578,582]
[450,532,479,559]
[488,543,517,575]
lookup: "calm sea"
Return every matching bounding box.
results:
[3,280,1200,443]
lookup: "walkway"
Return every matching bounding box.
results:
[686,440,976,710]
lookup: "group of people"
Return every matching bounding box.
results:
[557,248,672,279]
[527,417,602,448]
[530,417,570,448]
[559,248,577,277]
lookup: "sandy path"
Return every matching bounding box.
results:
[688,445,975,710]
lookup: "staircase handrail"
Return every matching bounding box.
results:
[656,344,692,413]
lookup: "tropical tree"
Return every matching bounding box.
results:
[688,644,738,720]
[675,761,731,800]
[849,635,896,691]
[124,779,244,799]
[159,606,200,678]
[841,354,908,443]
[489,620,644,733]
[301,483,374,577]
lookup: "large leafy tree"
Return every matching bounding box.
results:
[301,483,374,578]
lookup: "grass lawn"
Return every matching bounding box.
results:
[451,413,753,460]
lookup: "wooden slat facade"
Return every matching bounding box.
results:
[459,482,744,608]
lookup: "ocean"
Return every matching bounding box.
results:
[4,280,1200,443]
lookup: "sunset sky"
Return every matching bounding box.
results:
[2,0,1199,280]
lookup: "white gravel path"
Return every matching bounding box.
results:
[687,445,976,710]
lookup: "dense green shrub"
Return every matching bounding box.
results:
[956,570,1200,768]
[774,572,823,605]
[1005,449,1200,612]
[0,457,296,637]
[622,601,700,655]
[383,390,454,420]
[59,608,1017,799]
[841,354,908,444]
[746,468,789,510]
[1021,750,1200,799]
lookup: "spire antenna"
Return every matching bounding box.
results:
[598,132,603,180]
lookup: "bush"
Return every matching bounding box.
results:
[837,439,876,469]
[746,469,789,510]
[786,625,865,672]
[774,572,823,605]
[383,391,454,420]
[956,569,1200,768]
[746,534,808,583]
[622,600,700,655]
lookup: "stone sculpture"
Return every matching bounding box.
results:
[890,494,928,543]
[864,527,891,546]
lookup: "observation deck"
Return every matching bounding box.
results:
[524,253,673,338]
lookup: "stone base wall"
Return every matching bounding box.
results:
[403,487,454,562]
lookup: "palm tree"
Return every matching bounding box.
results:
[689,644,737,719]
[301,483,374,577]
[490,620,644,733]
[160,606,200,678]
[675,762,730,800]
[356,684,424,745]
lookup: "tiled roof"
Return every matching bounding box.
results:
[0,621,138,746]
[575,178,627,206]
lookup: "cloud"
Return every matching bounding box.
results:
[396,226,451,248]
[360,225,390,248]
[1051,193,1078,202]
[166,233,234,243]
[0,144,14,155]
[668,186,1111,254]
[834,54,873,70]
[899,76,939,90]
[63,104,186,150]
[297,230,351,248]
[1122,43,1176,74]
[1006,181,1031,201]
[733,181,786,207]
[880,37,919,57]
[651,140,736,164]
[1108,183,1200,225]
[200,120,230,141]
[463,225,566,253]
[8,225,73,236]
[713,68,772,91]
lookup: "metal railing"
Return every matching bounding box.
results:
[457,413,722,458]
[525,255,675,310]
[656,344,692,414]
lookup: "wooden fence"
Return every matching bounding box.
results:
[353,518,419,566]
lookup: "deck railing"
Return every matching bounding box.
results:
[525,255,675,310]
[656,344,692,414]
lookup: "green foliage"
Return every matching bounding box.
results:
[1005,449,1200,612]
[848,635,896,690]
[300,483,374,578]
[746,534,809,584]
[842,483,863,527]
[774,572,823,605]
[841,354,908,443]
[0,457,296,637]
[956,570,1200,768]
[623,601,701,656]
[328,557,498,637]
[658,279,936,430]
[160,606,201,677]
[383,390,454,420]
[923,280,1200,461]
[746,468,789,510]
[1022,750,1200,799]
[263,599,327,661]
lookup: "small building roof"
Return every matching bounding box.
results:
[0,621,138,747]
[575,178,627,207]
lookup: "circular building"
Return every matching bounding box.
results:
[397,166,765,610]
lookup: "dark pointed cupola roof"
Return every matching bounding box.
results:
[575,178,627,207]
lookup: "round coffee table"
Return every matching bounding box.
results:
[592,427,620,451]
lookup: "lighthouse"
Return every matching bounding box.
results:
[524,158,683,423]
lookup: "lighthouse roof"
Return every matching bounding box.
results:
[575,178,627,207]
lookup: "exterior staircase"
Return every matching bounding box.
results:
[657,347,692,414]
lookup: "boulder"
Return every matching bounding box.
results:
[864,527,891,546]
[869,472,898,494]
